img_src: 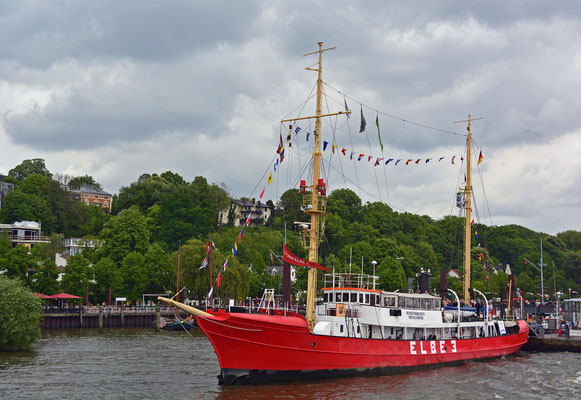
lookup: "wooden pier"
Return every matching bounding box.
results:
[42,306,178,329]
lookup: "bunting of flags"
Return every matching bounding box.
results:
[199,256,208,270]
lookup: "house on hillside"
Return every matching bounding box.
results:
[63,237,98,256]
[494,264,512,275]
[0,221,51,249]
[220,198,274,227]
[69,185,112,212]
[266,265,297,282]
[448,269,461,279]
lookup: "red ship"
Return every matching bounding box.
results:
[159,42,529,385]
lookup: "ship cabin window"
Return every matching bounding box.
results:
[365,294,370,304]
[336,293,342,302]
[359,294,363,303]
[383,296,396,307]
[351,293,357,303]
[340,325,344,333]
[420,298,432,310]
[329,292,334,302]
[376,295,380,305]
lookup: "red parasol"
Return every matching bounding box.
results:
[49,292,82,299]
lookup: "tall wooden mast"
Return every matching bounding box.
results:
[455,115,482,304]
[281,42,350,332]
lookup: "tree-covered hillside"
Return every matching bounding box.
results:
[1,159,579,304]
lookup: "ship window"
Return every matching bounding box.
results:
[359,294,363,303]
[357,326,360,333]
[376,295,380,305]
[336,293,341,302]
[365,294,370,304]
[329,293,334,302]
[351,293,357,303]
[324,293,328,302]
[421,298,431,309]
[340,325,344,333]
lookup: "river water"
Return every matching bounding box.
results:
[1,328,580,399]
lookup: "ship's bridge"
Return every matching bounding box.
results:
[322,273,382,306]
[321,273,441,311]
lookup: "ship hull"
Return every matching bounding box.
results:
[197,310,529,385]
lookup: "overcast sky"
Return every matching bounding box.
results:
[1,0,580,235]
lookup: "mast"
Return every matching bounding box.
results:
[455,115,482,304]
[305,42,324,333]
[281,42,349,332]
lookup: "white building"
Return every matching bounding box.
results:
[220,198,274,227]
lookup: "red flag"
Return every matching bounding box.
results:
[341,148,347,155]
[206,241,211,255]
[217,272,222,287]
[283,244,330,271]
[477,150,483,165]
[259,188,265,199]
[406,159,412,165]
[277,133,283,154]
[452,156,456,164]
[368,156,372,162]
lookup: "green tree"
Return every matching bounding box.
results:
[0,245,37,285]
[114,173,173,214]
[93,258,123,304]
[0,276,43,351]
[32,258,60,295]
[143,243,174,294]
[8,158,52,181]
[60,254,91,297]
[68,175,102,190]
[97,207,150,264]
[0,191,55,231]
[327,188,362,224]
[209,183,231,231]
[120,252,147,302]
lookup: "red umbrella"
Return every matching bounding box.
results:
[50,292,82,299]
[32,293,55,299]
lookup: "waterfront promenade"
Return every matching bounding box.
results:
[42,306,177,329]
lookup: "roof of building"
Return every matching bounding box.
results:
[71,185,112,196]
[232,199,273,209]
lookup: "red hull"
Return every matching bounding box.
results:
[197,310,529,384]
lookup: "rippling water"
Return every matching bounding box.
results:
[0,328,580,399]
